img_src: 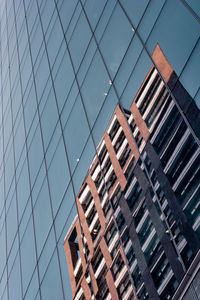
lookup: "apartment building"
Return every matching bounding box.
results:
[64,45,200,300]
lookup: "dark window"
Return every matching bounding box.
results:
[102,157,111,175]
[94,171,103,189]
[92,249,103,273]
[112,253,125,280]
[74,289,86,300]
[161,120,187,168]
[130,118,137,134]
[134,202,147,228]
[160,276,178,300]
[135,67,156,105]
[135,130,143,148]
[116,211,125,232]
[96,265,107,289]
[151,254,171,289]
[125,157,135,182]
[121,228,130,248]
[107,170,117,192]
[138,215,154,246]
[105,222,117,247]
[180,244,194,269]
[78,183,87,200]
[126,181,142,212]
[84,242,90,257]
[75,267,83,285]
[114,130,126,153]
[145,89,170,129]
[126,246,135,267]
[144,154,151,172]
[184,185,200,235]
[123,108,131,120]
[144,234,162,268]
[119,143,131,168]
[111,241,120,259]
[99,183,106,202]
[111,185,122,210]
[162,204,175,228]
[96,280,109,300]
[117,273,131,298]
[139,75,161,116]
[99,144,107,164]
[175,154,200,205]
[137,285,149,300]
[151,169,157,186]
[82,192,93,212]
[86,206,97,226]
[68,228,80,269]
[132,265,142,290]
[167,134,198,186]
[152,105,180,155]
[109,119,120,141]
[103,200,111,217]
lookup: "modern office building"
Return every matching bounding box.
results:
[0,1,199,300]
[64,45,200,300]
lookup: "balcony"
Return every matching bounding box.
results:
[116,138,128,159]
[124,240,132,255]
[115,265,128,287]
[122,285,133,300]
[101,152,110,169]
[94,257,106,278]
[79,185,90,204]
[74,288,83,300]
[163,128,190,174]
[105,165,114,182]
[92,164,101,182]
[136,68,158,108]
[106,293,112,300]
[136,210,149,233]
[108,115,120,141]
[142,81,165,120]
[101,191,109,207]
[130,259,138,274]
[157,270,174,295]
[112,126,123,147]
[85,199,95,218]
[89,212,99,232]
[73,257,82,277]
[108,231,119,252]
[142,228,156,252]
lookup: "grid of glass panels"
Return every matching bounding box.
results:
[0,0,199,299]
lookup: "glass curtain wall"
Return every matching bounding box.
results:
[0,0,199,299]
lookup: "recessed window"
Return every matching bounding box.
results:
[105,221,117,247]
[116,211,125,232]
[126,180,142,212]
[109,119,120,141]
[112,253,125,280]
[92,248,103,273]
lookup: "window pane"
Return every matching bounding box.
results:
[64,95,90,173]
[34,179,53,256]
[48,138,70,215]
[99,3,132,78]
[81,51,109,126]
[41,251,64,300]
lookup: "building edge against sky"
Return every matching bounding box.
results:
[64,44,200,300]
[0,1,199,300]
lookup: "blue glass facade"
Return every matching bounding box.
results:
[0,1,199,299]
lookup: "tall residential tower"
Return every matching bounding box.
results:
[64,45,200,300]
